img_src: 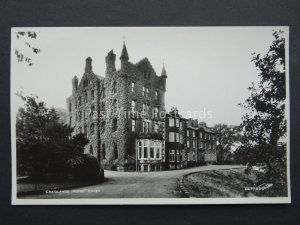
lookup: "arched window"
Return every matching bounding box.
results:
[102,144,106,159]
[114,143,118,159]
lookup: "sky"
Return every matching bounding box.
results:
[11,27,288,127]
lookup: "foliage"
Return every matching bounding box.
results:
[212,124,242,164]
[236,30,287,196]
[71,154,104,181]
[16,94,90,178]
[15,31,40,66]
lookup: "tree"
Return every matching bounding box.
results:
[14,31,40,66]
[236,30,287,196]
[212,124,242,164]
[16,94,89,178]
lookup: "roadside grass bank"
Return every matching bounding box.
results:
[181,168,265,198]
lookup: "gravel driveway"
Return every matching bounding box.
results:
[21,165,244,199]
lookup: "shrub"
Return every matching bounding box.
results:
[71,154,104,181]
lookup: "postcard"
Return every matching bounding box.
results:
[11,27,290,204]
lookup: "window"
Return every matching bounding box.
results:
[192,152,196,161]
[112,99,117,113]
[169,118,175,127]
[131,100,136,112]
[180,121,183,129]
[90,123,95,134]
[131,119,136,132]
[144,71,150,80]
[83,79,88,88]
[78,96,82,106]
[155,142,160,159]
[101,87,105,99]
[91,104,95,118]
[100,102,105,112]
[131,82,135,92]
[78,111,82,121]
[187,130,190,137]
[200,132,203,138]
[142,103,149,115]
[176,133,180,143]
[169,132,175,142]
[84,92,88,103]
[89,145,93,155]
[193,131,195,137]
[180,134,183,144]
[143,87,149,97]
[100,121,105,134]
[154,123,159,133]
[192,140,196,148]
[155,91,159,101]
[69,116,72,126]
[102,144,106,159]
[84,124,87,134]
[143,121,150,133]
[176,119,180,128]
[91,90,95,100]
[169,150,175,162]
[154,107,158,117]
[143,140,148,158]
[138,141,142,159]
[112,118,117,132]
[176,150,180,162]
[69,102,72,112]
[114,143,118,159]
[150,142,154,159]
[112,80,117,94]
[187,140,190,148]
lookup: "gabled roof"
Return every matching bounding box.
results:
[135,57,157,75]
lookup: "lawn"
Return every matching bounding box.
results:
[182,168,261,198]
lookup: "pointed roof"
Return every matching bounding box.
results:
[120,43,129,61]
[161,62,167,78]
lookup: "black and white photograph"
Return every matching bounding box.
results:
[11,27,290,204]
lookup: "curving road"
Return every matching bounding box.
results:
[22,165,244,199]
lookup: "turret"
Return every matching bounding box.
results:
[105,50,116,74]
[72,76,78,93]
[85,57,93,73]
[161,62,167,91]
[120,42,129,70]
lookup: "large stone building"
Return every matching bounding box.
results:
[66,43,167,171]
[164,109,217,170]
